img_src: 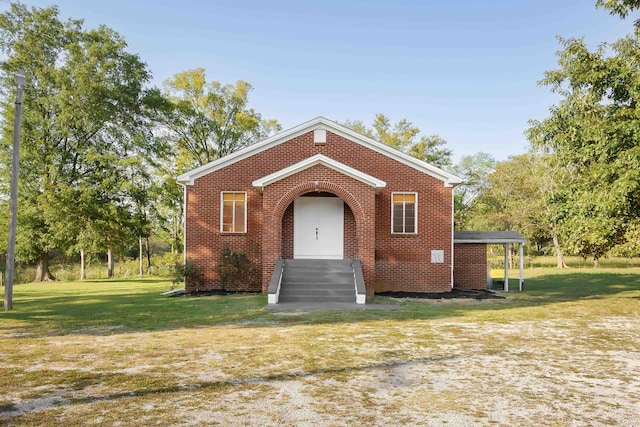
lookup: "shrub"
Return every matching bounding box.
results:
[216,244,256,291]
[153,252,182,277]
[174,258,205,292]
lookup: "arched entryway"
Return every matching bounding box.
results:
[260,176,376,294]
[281,192,358,260]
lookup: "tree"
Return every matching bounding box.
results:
[0,3,157,280]
[119,156,154,276]
[462,154,561,267]
[528,151,572,268]
[161,68,280,171]
[343,113,453,167]
[152,170,184,255]
[596,0,640,18]
[449,152,497,230]
[466,155,536,233]
[527,34,640,265]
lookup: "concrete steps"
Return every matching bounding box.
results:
[278,259,356,304]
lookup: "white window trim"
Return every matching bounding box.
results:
[391,192,418,234]
[220,191,247,234]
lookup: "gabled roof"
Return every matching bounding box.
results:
[454,231,526,244]
[252,154,387,193]
[176,116,463,186]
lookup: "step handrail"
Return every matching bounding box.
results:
[352,259,366,304]
[267,258,285,304]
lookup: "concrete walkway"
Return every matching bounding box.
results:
[265,302,402,310]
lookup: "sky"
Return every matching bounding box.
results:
[11,0,636,162]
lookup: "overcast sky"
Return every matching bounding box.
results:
[14,0,635,161]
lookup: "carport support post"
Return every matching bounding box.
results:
[503,243,509,292]
[519,242,524,291]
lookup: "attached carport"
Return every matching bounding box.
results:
[454,231,526,292]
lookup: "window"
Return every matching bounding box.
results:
[221,192,246,233]
[392,192,417,234]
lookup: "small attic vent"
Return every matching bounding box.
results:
[314,129,327,144]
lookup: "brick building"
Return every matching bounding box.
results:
[177,117,520,303]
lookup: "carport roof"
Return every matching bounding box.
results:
[454,231,526,244]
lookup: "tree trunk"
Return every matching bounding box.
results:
[139,236,144,276]
[80,249,86,280]
[509,244,516,270]
[107,248,114,278]
[552,234,568,269]
[145,237,151,275]
[34,252,56,282]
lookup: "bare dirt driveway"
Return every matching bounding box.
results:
[1,278,639,426]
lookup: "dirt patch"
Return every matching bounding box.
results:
[376,288,505,300]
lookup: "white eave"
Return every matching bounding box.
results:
[252,154,387,193]
[176,116,463,187]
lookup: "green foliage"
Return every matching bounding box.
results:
[449,152,497,229]
[161,68,281,171]
[216,244,256,291]
[174,258,204,292]
[608,220,640,256]
[596,0,640,18]
[0,3,161,277]
[151,173,184,254]
[470,156,546,236]
[343,113,452,167]
[527,34,640,259]
[151,251,181,276]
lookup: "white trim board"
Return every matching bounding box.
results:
[252,154,386,193]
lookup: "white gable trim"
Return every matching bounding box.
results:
[177,116,463,186]
[252,154,387,193]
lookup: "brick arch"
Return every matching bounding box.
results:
[261,179,376,293]
[273,180,366,233]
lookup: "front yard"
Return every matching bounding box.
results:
[1,268,639,426]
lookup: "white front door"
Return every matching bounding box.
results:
[294,197,344,259]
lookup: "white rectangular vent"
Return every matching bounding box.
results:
[314,129,327,144]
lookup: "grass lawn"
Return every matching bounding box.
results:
[1,267,639,426]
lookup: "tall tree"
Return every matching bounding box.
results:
[449,152,497,230]
[343,113,453,167]
[161,68,280,171]
[152,170,184,255]
[0,3,156,280]
[466,156,535,233]
[470,153,570,267]
[527,34,640,265]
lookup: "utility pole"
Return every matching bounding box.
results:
[5,68,26,311]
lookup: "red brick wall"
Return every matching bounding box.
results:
[184,129,454,294]
[453,244,487,290]
[373,170,453,293]
[344,204,358,259]
[281,203,294,259]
